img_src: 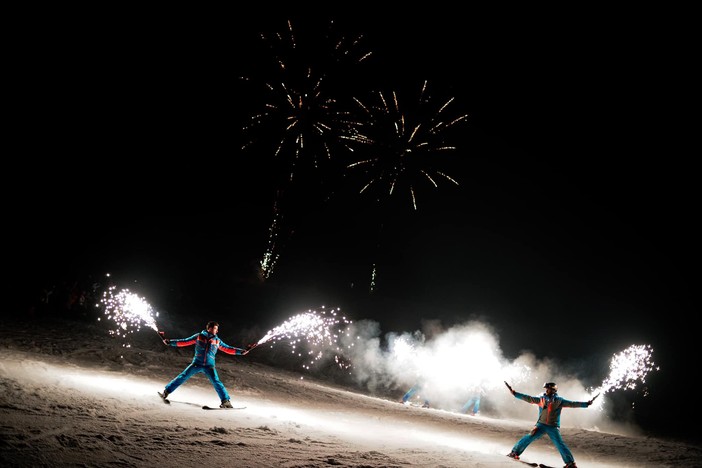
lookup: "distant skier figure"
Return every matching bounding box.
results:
[400,383,430,408]
[504,381,596,468]
[159,321,250,408]
[460,392,481,416]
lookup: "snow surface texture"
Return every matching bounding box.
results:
[1,318,699,467]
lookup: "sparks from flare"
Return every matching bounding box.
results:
[593,344,658,395]
[582,343,657,413]
[257,307,354,370]
[98,283,160,347]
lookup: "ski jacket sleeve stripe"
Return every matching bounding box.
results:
[217,340,245,355]
[559,398,589,408]
[513,392,541,404]
[168,333,199,347]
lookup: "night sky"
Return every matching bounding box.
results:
[10,8,697,438]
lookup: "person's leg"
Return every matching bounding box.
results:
[203,367,230,402]
[472,397,480,414]
[402,385,419,403]
[512,424,545,455]
[165,364,201,394]
[544,425,575,464]
[402,384,419,403]
[461,397,476,414]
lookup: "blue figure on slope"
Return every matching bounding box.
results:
[401,383,430,408]
[460,393,481,416]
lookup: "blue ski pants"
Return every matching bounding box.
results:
[461,396,481,414]
[511,422,575,464]
[165,363,230,402]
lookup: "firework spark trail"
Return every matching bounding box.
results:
[241,18,373,281]
[345,81,469,291]
[259,199,283,280]
[257,307,355,370]
[98,284,160,346]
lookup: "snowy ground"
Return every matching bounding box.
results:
[1,318,699,467]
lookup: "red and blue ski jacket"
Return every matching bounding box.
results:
[513,391,588,427]
[168,330,244,367]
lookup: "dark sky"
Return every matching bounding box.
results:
[10,7,697,438]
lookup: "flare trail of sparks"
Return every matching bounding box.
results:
[98,284,160,347]
[593,344,658,395]
[257,307,354,370]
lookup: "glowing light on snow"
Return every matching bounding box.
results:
[410,326,517,397]
[384,325,535,410]
[98,284,159,345]
[257,307,354,370]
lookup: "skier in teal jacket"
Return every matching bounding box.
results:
[159,321,249,408]
[504,381,595,468]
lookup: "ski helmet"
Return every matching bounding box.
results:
[543,382,558,391]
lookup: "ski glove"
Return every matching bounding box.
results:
[587,393,600,406]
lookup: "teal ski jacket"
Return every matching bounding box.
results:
[168,330,245,366]
[513,391,588,427]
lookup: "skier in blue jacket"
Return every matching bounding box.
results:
[504,381,595,468]
[159,321,250,408]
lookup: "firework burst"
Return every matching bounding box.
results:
[242,18,372,183]
[346,80,469,210]
[257,307,355,370]
[343,80,469,291]
[98,284,160,347]
[241,18,373,281]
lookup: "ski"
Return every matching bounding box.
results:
[202,405,246,410]
[515,461,537,467]
[509,456,556,468]
[400,401,430,409]
[157,391,170,404]
[516,461,556,468]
